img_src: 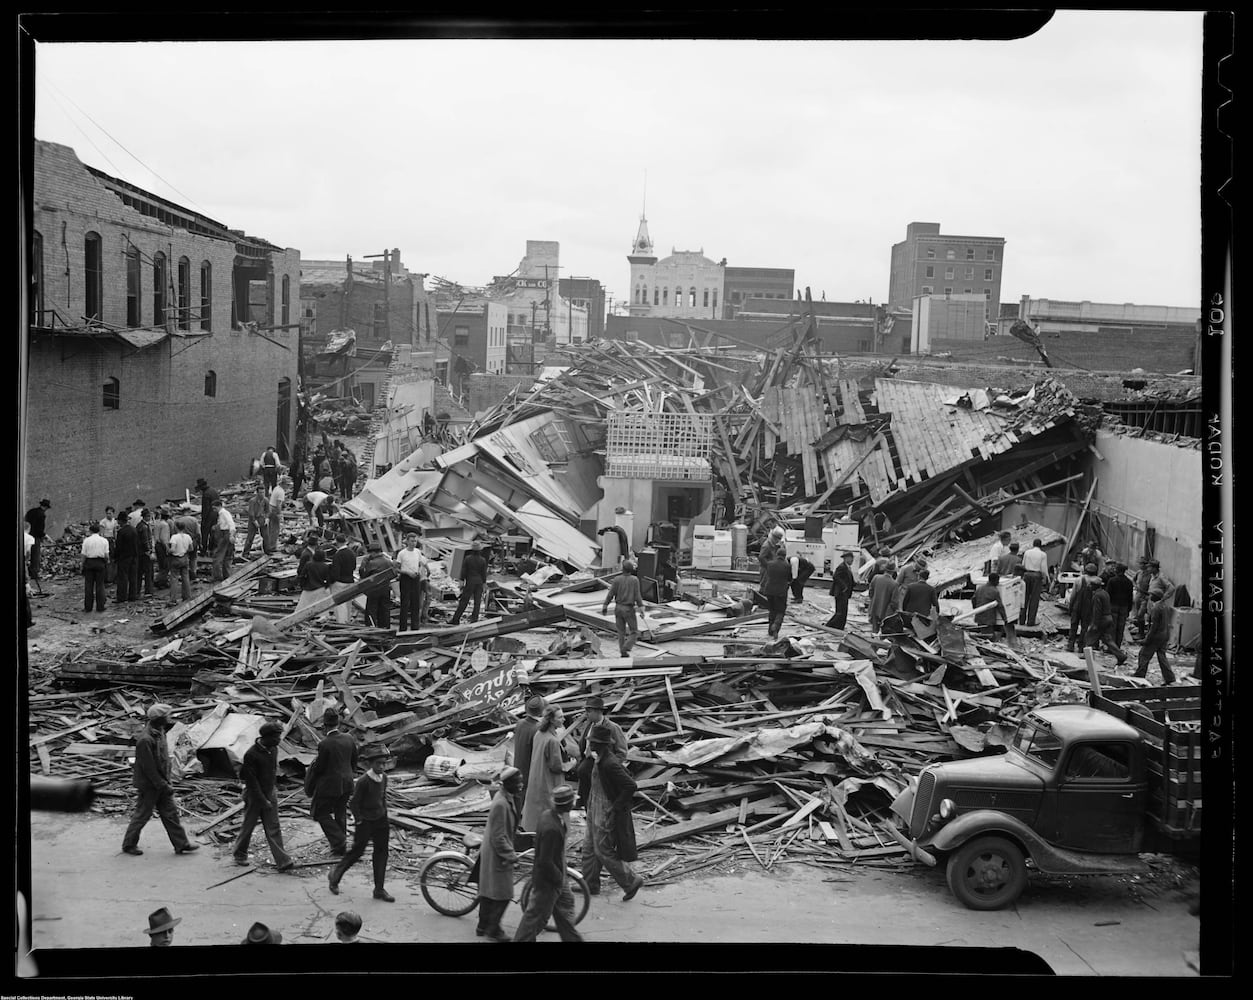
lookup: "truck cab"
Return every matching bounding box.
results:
[892,704,1155,909]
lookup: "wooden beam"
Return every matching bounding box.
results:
[151,556,272,633]
[271,567,396,631]
[804,432,886,515]
[636,795,787,849]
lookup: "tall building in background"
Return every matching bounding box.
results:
[888,222,1006,319]
[626,215,725,320]
[722,267,795,318]
[559,276,606,342]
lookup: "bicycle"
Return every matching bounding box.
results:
[418,833,591,931]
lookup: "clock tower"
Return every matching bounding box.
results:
[627,214,657,316]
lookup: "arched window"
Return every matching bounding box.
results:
[689,287,696,308]
[703,288,709,307]
[84,232,103,321]
[30,230,44,327]
[653,287,659,305]
[177,257,191,330]
[640,285,648,307]
[126,245,142,327]
[204,370,217,397]
[712,288,718,312]
[662,287,668,305]
[153,252,168,327]
[103,376,120,410]
[200,261,212,331]
[281,274,291,326]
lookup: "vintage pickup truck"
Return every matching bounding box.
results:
[890,685,1201,909]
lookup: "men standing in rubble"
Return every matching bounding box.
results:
[788,550,816,604]
[894,554,927,609]
[396,533,427,632]
[1131,557,1155,637]
[580,723,644,901]
[986,531,1011,575]
[330,533,358,624]
[137,507,156,598]
[574,695,627,808]
[521,705,570,832]
[99,505,120,580]
[172,512,201,563]
[474,767,523,942]
[152,508,171,589]
[1135,588,1178,685]
[601,560,643,657]
[80,521,109,613]
[758,526,786,592]
[1084,577,1127,665]
[513,784,583,943]
[121,704,198,856]
[867,561,898,635]
[900,568,941,619]
[196,479,219,555]
[211,500,236,582]
[114,513,139,603]
[24,498,50,588]
[166,519,195,606]
[359,543,395,628]
[295,547,333,615]
[1106,562,1134,648]
[305,708,359,857]
[762,549,793,639]
[973,572,1013,642]
[997,542,1024,578]
[1019,538,1051,627]
[328,745,396,902]
[261,446,281,494]
[232,721,294,872]
[827,551,856,630]
[265,479,285,555]
[241,484,268,560]
[1066,563,1099,653]
[451,541,488,625]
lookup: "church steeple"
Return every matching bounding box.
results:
[628,213,655,264]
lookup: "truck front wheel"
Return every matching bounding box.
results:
[945,836,1027,910]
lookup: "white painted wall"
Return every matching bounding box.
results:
[1092,429,1201,598]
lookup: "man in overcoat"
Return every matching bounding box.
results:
[827,551,855,629]
[510,696,546,821]
[475,767,523,941]
[304,708,359,855]
[232,721,294,871]
[579,723,644,900]
[512,785,582,942]
[121,704,198,855]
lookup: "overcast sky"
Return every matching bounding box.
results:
[32,12,1204,311]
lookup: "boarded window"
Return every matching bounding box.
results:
[103,376,120,410]
[153,252,168,327]
[84,232,103,321]
[204,370,217,397]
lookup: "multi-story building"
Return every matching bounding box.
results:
[437,301,508,394]
[558,276,606,342]
[722,267,795,318]
[889,221,1006,319]
[626,216,725,320]
[23,140,300,526]
[486,240,588,350]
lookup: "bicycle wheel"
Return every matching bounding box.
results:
[518,869,592,930]
[419,853,480,917]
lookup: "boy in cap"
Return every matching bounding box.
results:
[144,906,180,946]
[122,704,198,856]
[476,767,523,941]
[329,746,395,902]
[580,723,644,901]
[334,911,363,943]
[513,784,583,942]
[510,696,546,819]
[233,721,294,871]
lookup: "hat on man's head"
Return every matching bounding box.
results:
[321,708,340,726]
[144,907,181,935]
[368,541,382,552]
[588,723,615,746]
[39,499,51,508]
[498,766,522,786]
[195,478,208,489]
[585,695,605,711]
[841,551,855,559]
[147,703,173,722]
[770,526,785,539]
[1084,563,1098,575]
[551,785,576,809]
[471,541,482,551]
[242,922,282,944]
[134,499,146,507]
[525,695,546,716]
[259,721,283,738]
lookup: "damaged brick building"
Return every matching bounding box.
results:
[23,140,301,534]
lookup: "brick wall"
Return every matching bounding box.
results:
[299,277,417,347]
[928,325,1196,376]
[25,140,299,533]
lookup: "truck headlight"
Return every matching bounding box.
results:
[938,798,957,820]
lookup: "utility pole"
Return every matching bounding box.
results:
[363,249,392,342]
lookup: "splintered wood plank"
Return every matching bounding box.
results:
[664,676,684,735]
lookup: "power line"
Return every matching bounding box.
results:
[39,73,213,217]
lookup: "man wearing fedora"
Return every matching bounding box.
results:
[580,723,644,901]
[143,906,180,946]
[196,478,219,560]
[451,541,489,624]
[328,745,395,902]
[242,922,282,944]
[475,766,523,942]
[122,704,198,856]
[233,721,294,871]
[513,784,583,942]
[574,696,626,808]
[509,695,546,820]
[305,709,359,856]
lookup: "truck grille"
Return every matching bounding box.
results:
[911,769,936,838]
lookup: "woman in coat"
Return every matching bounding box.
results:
[475,767,522,941]
[521,706,567,831]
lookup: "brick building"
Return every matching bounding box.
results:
[558,276,606,342]
[23,140,300,530]
[889,221,1006,320]
[437,302,508,394]
[721,267,796,318]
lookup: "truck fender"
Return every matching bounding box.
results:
[926,810,1050,861]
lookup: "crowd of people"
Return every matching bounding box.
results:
[122,690,645,946]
